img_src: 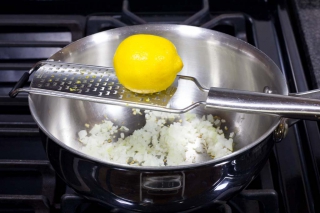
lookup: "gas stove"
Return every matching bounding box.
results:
[0,0,319,212]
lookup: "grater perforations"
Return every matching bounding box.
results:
[30,61,176,107]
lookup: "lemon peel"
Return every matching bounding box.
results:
[113,34,183,94]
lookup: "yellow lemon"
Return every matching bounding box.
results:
[113,34,183,94]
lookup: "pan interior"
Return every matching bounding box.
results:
[29,24,288,166]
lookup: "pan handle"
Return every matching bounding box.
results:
[284,89,320,126]
[8,61,44,98]
[290,89,320,100]
[206,87,320,121]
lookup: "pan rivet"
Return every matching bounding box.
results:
[263,86,273,94]
[273,118,288,143]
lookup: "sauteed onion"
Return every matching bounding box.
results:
[78,110,234,166]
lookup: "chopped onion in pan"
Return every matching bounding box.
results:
[78,111,234,166]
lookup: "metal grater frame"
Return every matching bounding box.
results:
[11,60,195,112]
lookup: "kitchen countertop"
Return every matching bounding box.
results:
[290,0,320,88]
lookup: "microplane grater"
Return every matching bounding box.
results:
[10,61,193,112]
[12,60,319,118]
[32,61,178,106]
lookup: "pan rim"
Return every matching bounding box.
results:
[29,24,285,171]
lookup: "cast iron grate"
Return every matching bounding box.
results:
[1,0,317,212]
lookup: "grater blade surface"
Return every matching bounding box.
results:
[31,61,177,107]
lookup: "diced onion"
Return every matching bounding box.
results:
[78,111,234,166]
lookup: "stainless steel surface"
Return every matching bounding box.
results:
[28,24,287,166]
[275,89,320,126]
[15,61,176,109]
[206,87,320,120]
[291,88,320,99]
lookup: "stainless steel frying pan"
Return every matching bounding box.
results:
[30,24,288,156]
[14,24,319,212]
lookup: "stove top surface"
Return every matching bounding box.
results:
[0,0,320,212]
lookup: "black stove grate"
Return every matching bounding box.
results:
[0,0,318,212]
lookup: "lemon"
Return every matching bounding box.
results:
[113,34,183,94]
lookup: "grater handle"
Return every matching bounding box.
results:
[9,61,44,98]
[9,72,30,98]
[205,87,320,121]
